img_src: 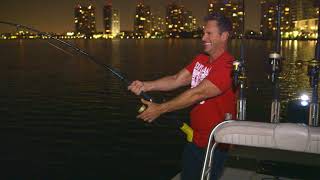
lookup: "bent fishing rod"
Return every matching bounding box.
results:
[0,21,193,141]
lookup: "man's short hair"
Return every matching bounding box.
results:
[204,13,233,34]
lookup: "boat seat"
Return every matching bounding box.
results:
[201,121,320,180]
[214,121,320,154]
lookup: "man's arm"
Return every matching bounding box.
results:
[137,79,222,122]
[128,68,192,95]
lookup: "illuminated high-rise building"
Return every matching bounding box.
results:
[103,0,120,37]
[291,0,318,21]
[151,13,166,37]
[111,9,120,37]
[183,10,197,32]
[165,1,185,38]
[207,0,244,37]
[103,1,112,34]
[260,0,293,38]
[74,4,96,36]
[290,0,318,38]
[208,0,215,14]
[134,1,152,38]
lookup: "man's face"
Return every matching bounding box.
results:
[202,20,226,55]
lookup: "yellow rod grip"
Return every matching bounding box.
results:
[180,123,193,142]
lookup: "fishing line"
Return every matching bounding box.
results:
[47,41,74,57]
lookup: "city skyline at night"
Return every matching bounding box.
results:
[0,0,260,33]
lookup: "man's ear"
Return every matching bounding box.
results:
[221,32,229,41]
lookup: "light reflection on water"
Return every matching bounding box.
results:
[279,40,316,121]
[0,39,318,178]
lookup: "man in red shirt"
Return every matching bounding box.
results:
[128,13,236,180]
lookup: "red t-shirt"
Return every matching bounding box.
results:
[185,52,236,148]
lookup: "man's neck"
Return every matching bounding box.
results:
[209,48,226,63]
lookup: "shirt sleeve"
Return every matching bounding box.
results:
[185,58,197,73]
[205,62,233,93]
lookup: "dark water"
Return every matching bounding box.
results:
[0,39,317,179]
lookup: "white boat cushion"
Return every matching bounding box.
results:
[213,121,320,154]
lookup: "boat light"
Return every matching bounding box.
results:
[300,94,309,106]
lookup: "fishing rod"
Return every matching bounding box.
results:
[0,21,194,141]
[232,0,246,121]
[268,0,282,123]
[307,3,320,127]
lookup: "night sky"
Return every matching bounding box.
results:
[0,0,260,33]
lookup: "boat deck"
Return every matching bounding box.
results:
[172,147,320,180]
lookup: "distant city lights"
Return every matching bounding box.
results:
[0,0,318,40]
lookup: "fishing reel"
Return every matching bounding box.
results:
[232,59,246,89]
[233,59,247,120]
[307,59,320,88]
[268,52,282,83]
[136,91,153,113]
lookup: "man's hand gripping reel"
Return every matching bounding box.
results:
[137,91,193,142]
